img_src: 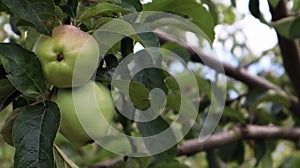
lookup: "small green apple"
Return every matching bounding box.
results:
[33,25,100,88]
[54,81,115,145]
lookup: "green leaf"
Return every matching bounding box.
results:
[255,108,283,125]
[165,72,211,98]
[151,160,188,168]
[0,79,16,111]
[113,78,165,131]
[1,0,58,35]
[271,17,295,38]
[218,140,244,164]
[59,0,78,17]
[13,96,31,109]
[291,152,300,168]
[249,0,268,24]
[292,0,300,11]
[124,159,140,168]
[9,17,21,36]
[260,149,273,168]
[121,37,134,58]
[249,90,290,113]
[271,16,300,39]
[20,27,42,51]
[278,157,292,168]
[92,17,114,30]
[136,116,177,161]
[231,0,236,7]
[161,42,190,63]
[120,0,143,12]
[0,65,5,78]
[131,157,154,168]
[12,101,60,168]
[206,150,221,168]
[290,17,300,38]
[244,89,290,125]
[129,81,151,110]
[94,18,155,55]
[221,106,246,123]
[132,23,160,50]
[132,68,168,94]
[249,0,260,19]
[79,2,133,22]
[0,43,46,97]
[117,108,133,135]
[54,144,79,168]
[96,54,119,80]
[255,140,276,167]
[201,0,219,24]
[114,157,154,168]
[1,108,21,146]
[0,1,9,12]
[112,161,127,168]
[0,91,19,111]
[244,88,267,111]
[268,0,280,8]
[166,94,198,119]
[254,140,266,166]
[144,0,215,42]
[15,18,35,27]
[220,5,236,24]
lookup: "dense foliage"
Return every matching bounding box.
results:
[0,0,300,167]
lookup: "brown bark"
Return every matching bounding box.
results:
[269,0,300,115]
[156,31,300,115]
[89,125,300,167]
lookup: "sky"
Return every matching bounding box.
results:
[212,0,281,75]
[233,0,277,55]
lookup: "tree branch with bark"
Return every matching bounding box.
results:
[155,31,300,116]
[268,0,300,115]
[88,125,300,168]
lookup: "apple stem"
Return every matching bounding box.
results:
[57,54,64,62]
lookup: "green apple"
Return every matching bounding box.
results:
[54,81,115,145]
[33,25,100,88]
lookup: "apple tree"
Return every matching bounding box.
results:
[0,0,300,168]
